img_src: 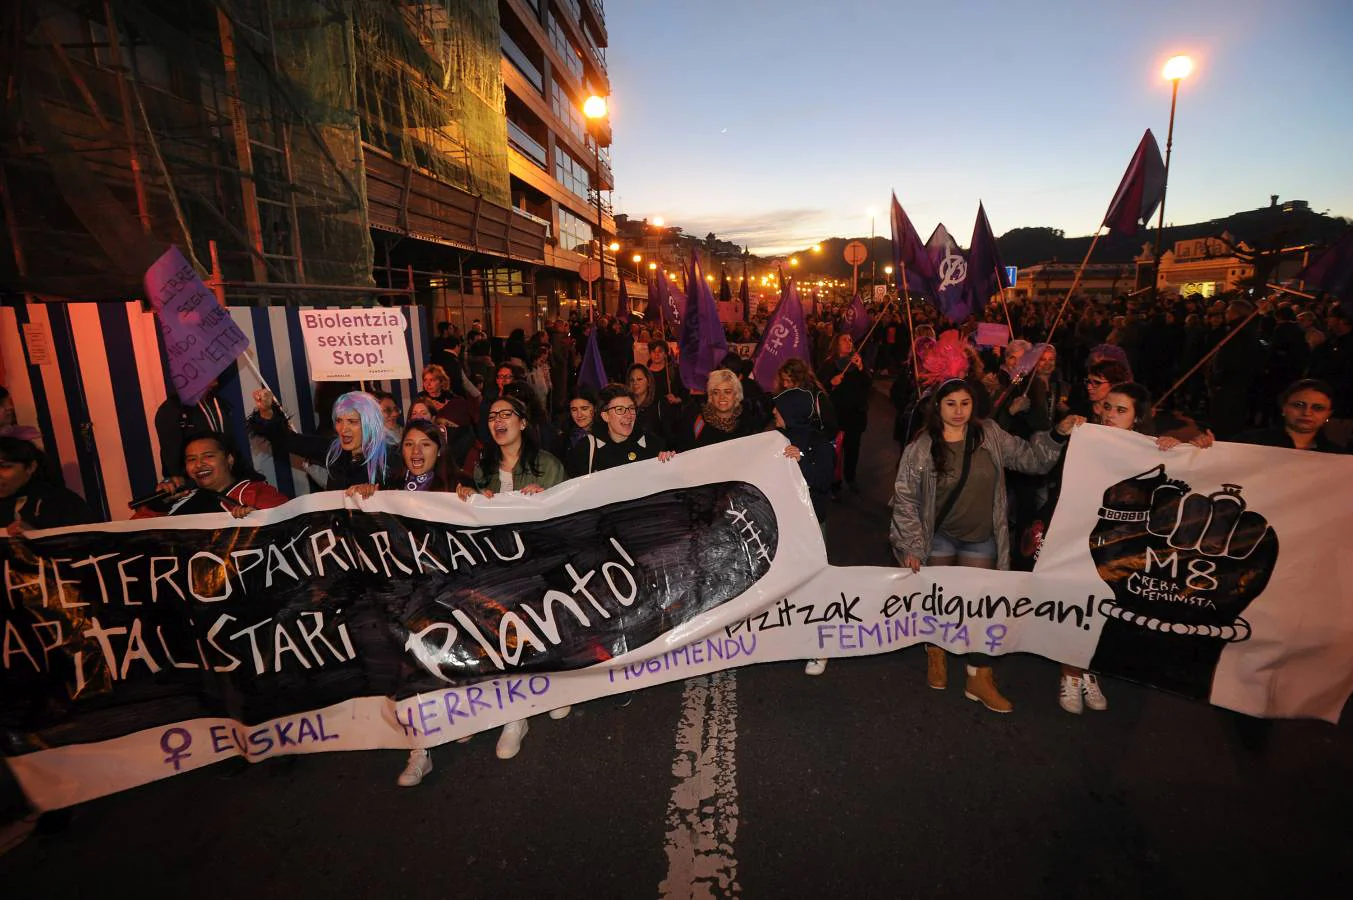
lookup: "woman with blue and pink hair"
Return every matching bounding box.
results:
[249,388,397,489]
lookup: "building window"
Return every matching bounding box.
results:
[550,79,586,143]
[546,12,584,83]
[554,146,591,201]
[557,207,594,254]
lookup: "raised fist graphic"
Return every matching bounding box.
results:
[1087,465,1279,700]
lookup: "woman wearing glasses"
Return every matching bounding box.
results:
[459,396,567,499]
[567,384,675,475]
[1236,379,1345,453]
[455,395,569,760]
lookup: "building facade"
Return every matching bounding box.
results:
[0,0,618,336]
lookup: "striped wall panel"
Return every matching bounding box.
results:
[0,302,428,520]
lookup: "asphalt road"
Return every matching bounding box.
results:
[3,388,1351,900]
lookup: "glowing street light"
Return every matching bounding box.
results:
[1152,54,1194,299]
[789,256,799,267]
[609,241,620,252]
[1162,55,1193,80]
[811,243,822,253]
[652,216,665,227]
[632,254,642,263]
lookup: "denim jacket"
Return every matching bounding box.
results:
[890,420,1064,570]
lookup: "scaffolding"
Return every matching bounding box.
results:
[0,0,512,304]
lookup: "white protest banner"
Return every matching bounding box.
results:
[4,430,1351,811]
[299,307,411,381]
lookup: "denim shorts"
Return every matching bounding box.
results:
[930,532,997,560]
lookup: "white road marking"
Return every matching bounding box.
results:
[659,671,741,899]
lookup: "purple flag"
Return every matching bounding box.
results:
[1299,230,1353,318]
[840,293,870,342]
[646,278,664,326]
[959,203,1008,319]
[1103,129,1166,237]
[678,251,729,392]
[577,326,609,393]
[926,224,969,321]
[616,278,631,324]
[718,270,733,303]
[143,246,250,405]
[751,280,810,391]
[739,271,751,323]
[891,192,937,297]
[659,272,685,326]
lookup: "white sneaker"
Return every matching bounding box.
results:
[1082,673,1108,711]
[804,659,828,676]
[495,719,529,759]
[397,749,432,787]
[1059,675,1084,714]
[548,705,572,720]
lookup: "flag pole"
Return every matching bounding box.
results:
[1045,228,1103,342]
[1152,305,1263,412]
[993,266,1015,333]
[844,295,898,371]
[900,261,922,397]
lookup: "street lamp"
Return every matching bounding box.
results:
[583,94,609,313]
[1152,55,1192,299]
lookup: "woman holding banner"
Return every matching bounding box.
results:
[342,419,462,786]
[457,395,570,760]
[890,378,1079,713]
[1015,381,1213,713]
[251,389,396,490]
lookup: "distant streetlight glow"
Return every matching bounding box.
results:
[884,265,894,276]
[648,261,657,270]
[1162,55,1193,81]
[609,241,620,252]
[652,216,665,227]
[632,254,642,263]
[789,257,799,267]
[811,243,822,253]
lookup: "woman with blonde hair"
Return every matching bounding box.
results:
[674,369,760,450]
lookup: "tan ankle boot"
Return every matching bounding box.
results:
[925,645,947,690]
[964,665,1013,713]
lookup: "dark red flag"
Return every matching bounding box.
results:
[1102,129,1166,237]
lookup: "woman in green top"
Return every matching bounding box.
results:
[455,394,569,760]
[457,396,567,499]
[891,378,1082,713]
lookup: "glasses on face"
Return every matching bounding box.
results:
[486,409,520,422]
[1086,377,1109,387]
[1286,400,1330,413]
[604,405,637,417]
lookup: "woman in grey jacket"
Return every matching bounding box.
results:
[890,378,1082,712]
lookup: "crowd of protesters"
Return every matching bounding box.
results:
[1,280,1347,797]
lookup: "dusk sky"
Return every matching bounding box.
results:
[604,0,1353,255]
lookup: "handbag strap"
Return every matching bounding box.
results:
[933,430,976,532]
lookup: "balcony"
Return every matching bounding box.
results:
[507,120,547,170]
[500,30,543,93]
